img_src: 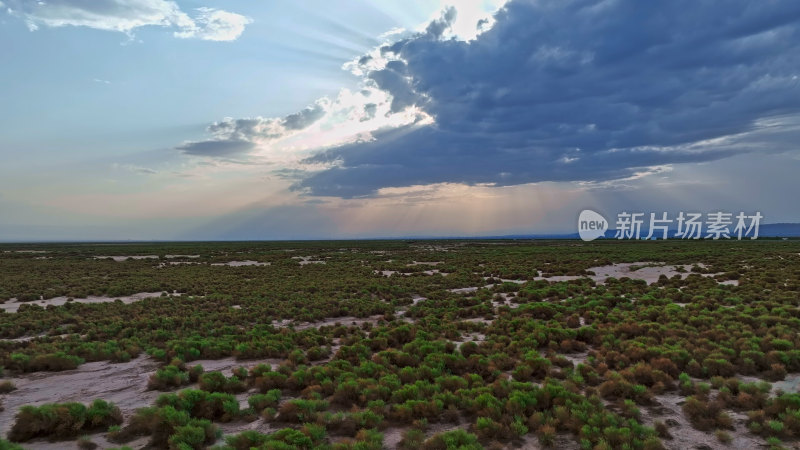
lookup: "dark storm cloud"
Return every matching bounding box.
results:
[297,0,800,197]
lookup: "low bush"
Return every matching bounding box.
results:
[147,364,189,391]
[8,399,122,442]
[0,381,16,393]
[277,398,329,423]
[155,389,240,422]
[118,405,218,448]
[247,389,282,412]
[682,396,733,431]
[198,371,245,393]
[422,429,481,450]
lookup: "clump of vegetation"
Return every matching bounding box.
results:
[247,389,282,413]
[198,371,245,393]
[147,360,194,390]
[222,426,327,450]
[682,396,733,431]
[422,429,481,449]
[155,389,241,422]
[115,405,218,448]
[8,399,122,442]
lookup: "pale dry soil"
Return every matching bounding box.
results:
[272,314,386,331]
[0,291,175,313]
[375,269,448,276]
[211,260,270,267]
[447,262,737,295]
[292,256,327,265]
[537,262,738,285]
[639,393,765,450]
[93,255,158,261]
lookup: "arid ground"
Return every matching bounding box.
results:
[1,240,799,449]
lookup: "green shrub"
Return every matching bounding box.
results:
[198,371,245,393]
[121,405,217,448]
[8,399,122,442]
[248,389,282,411]
[422,429,481,449]
[148,365,190,390]
[0,439,23,450]
[156,389,240,422]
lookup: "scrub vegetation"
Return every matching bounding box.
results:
[0,239,799,449]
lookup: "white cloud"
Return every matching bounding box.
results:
[4,0,250,41]
[177,87,430,164]
[173,7,251,42]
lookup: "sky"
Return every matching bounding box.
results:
[1,0,799,241]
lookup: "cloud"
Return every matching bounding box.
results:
[176,102,330,157]
[292,0,800,197]
[167,0,800,198]
[176,87,428,163]
[4,0,250,41]
[176,139,255,157]
[112,163,158,175]
[173,7,252,42]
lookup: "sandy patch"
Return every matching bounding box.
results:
[292,256,326,265]
[375,269,446,277]
[0,333,72,343]
[212,260,270,267]
[463,317,493,325]
[770,374,800,395]
[422,269,447,276]
[411,295,427,306]
[639,393,763,450]
[94,255,158,261]
[448,286,481,294]
[1,292,172,313]
[158,261,201,266]
[536,262,738,286]
[272,315,384,331]
[484,276,528,284]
